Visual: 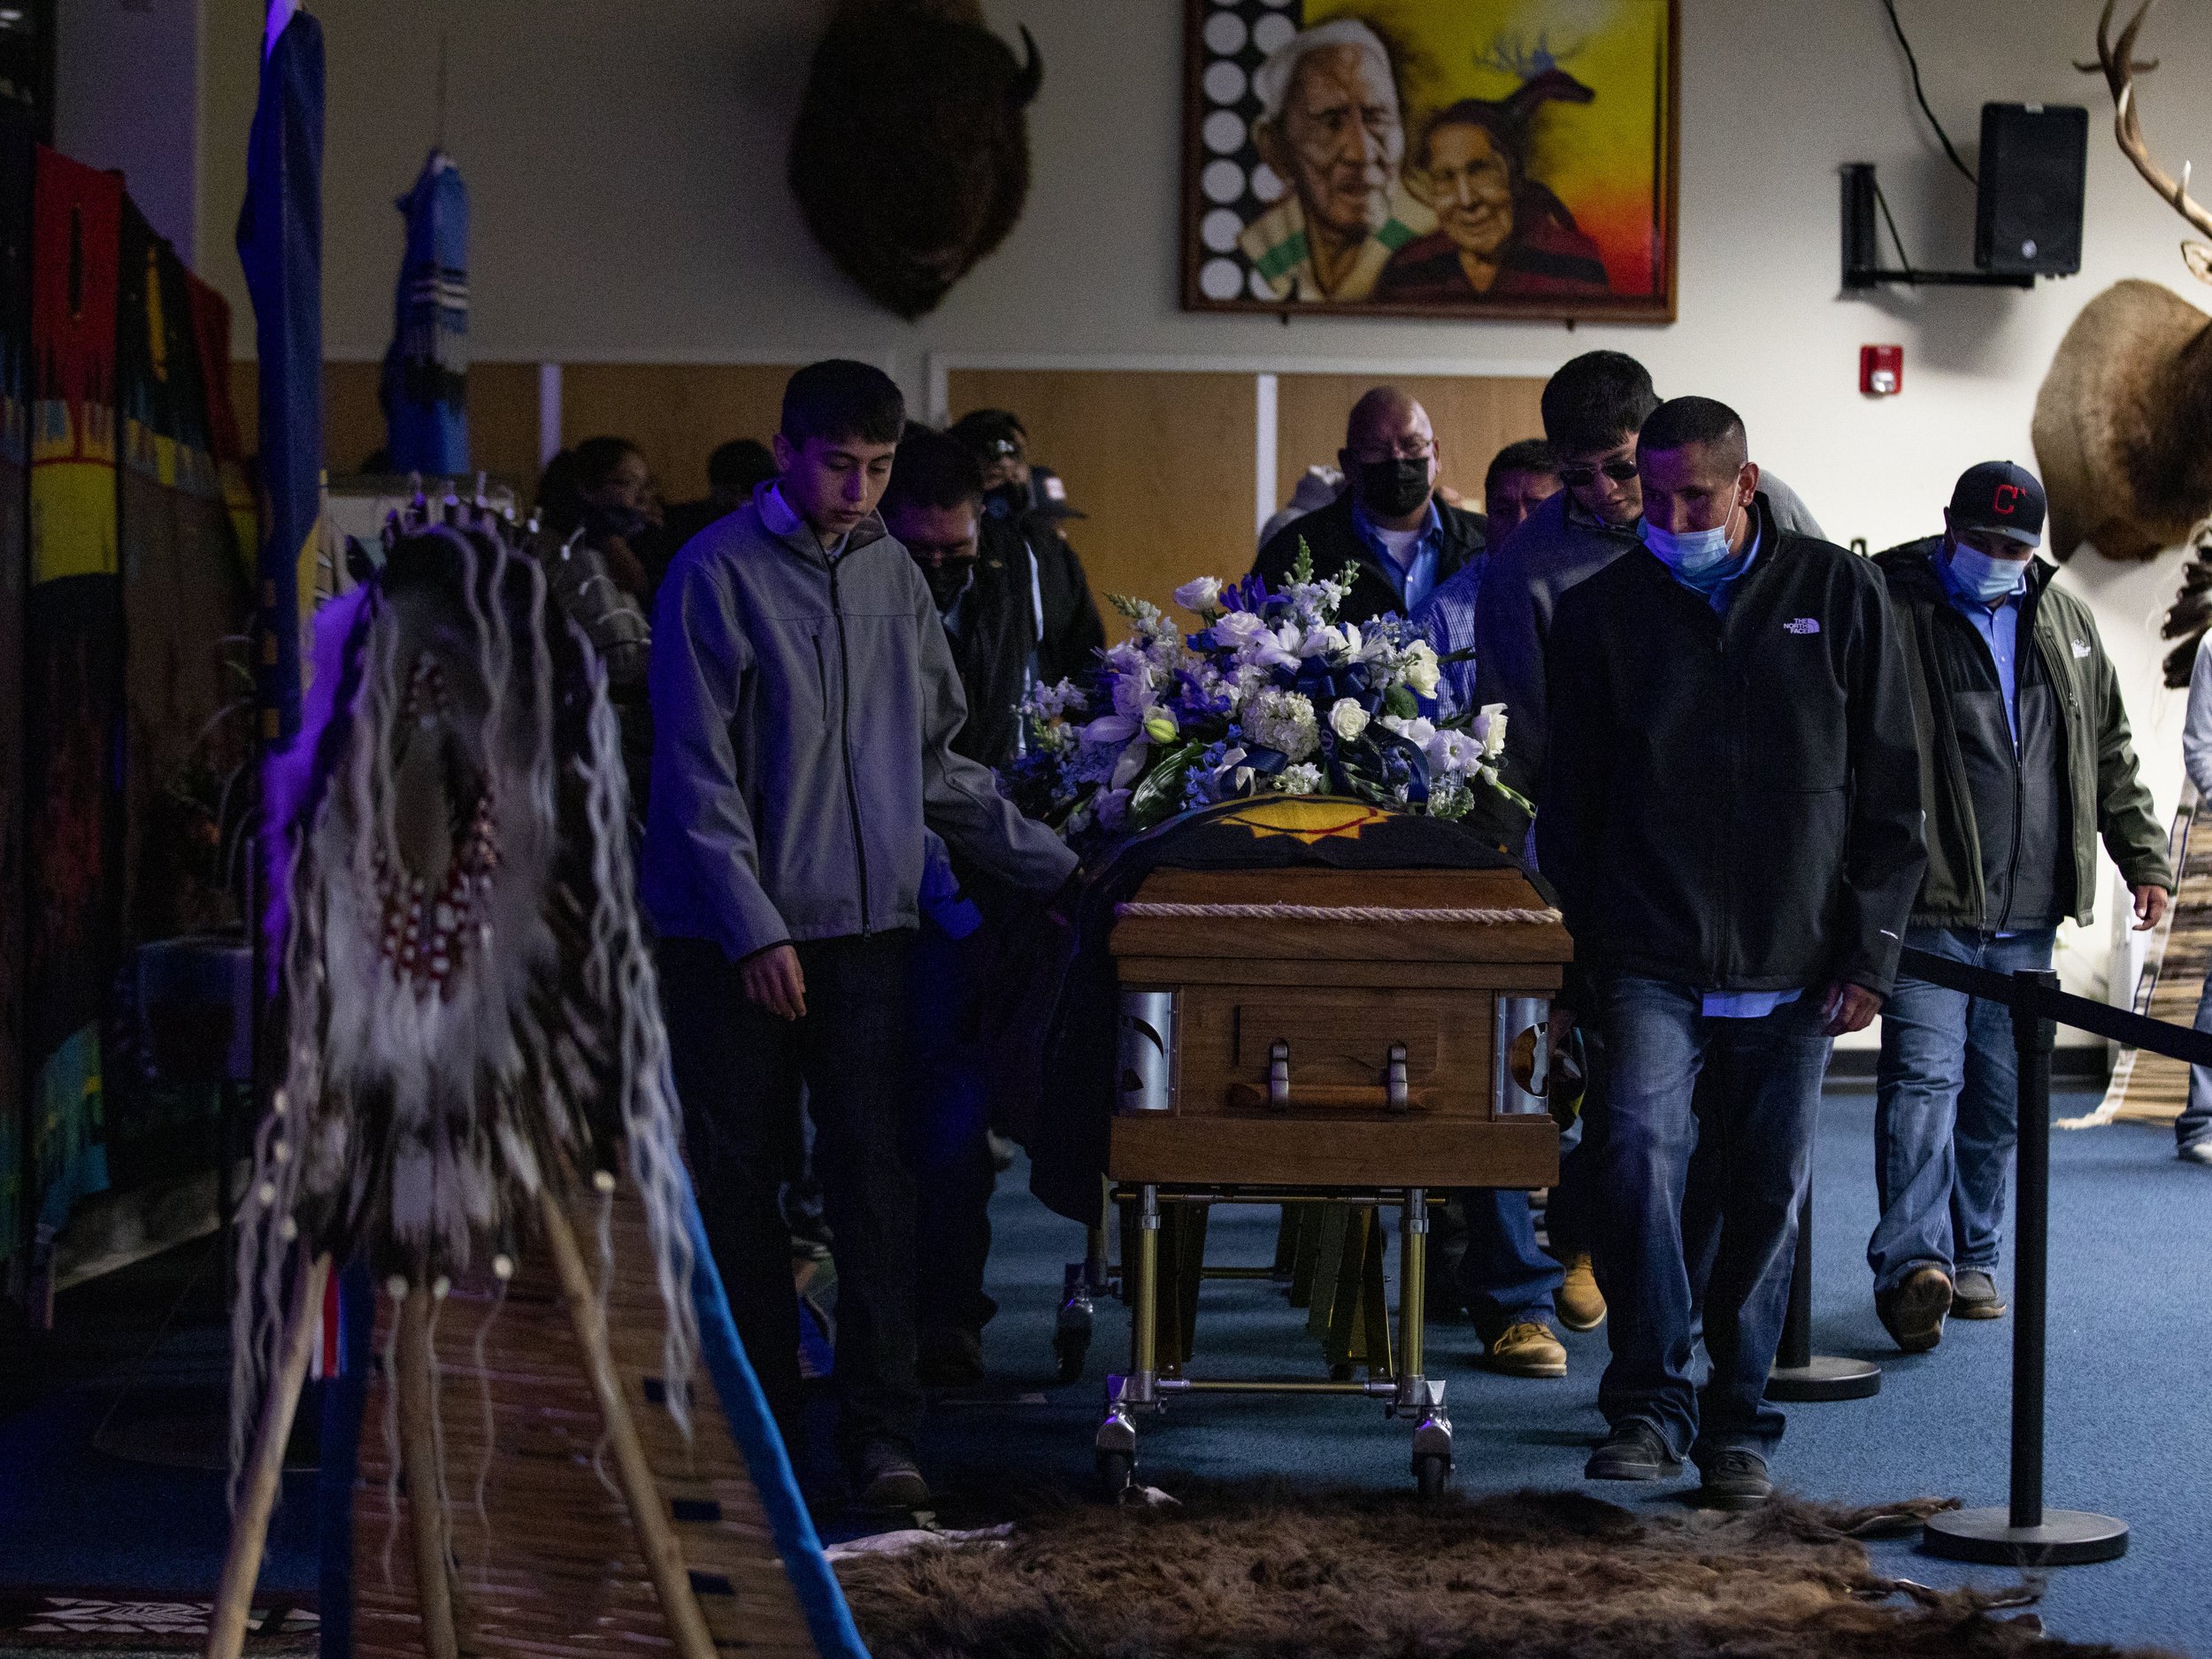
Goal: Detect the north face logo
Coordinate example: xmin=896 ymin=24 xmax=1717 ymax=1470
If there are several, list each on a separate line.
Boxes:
xmin=1783 ymin=618 xmax=1820 ymax=634
xmin=2071 ymin=638 xmax=2092 ymax=658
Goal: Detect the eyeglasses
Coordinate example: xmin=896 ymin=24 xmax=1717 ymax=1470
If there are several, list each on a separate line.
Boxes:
xmin=1557 ymin=460 xmax=1640 ymax=488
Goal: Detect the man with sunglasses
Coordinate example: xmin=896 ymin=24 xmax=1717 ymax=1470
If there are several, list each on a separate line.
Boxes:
xmin=1471 ymin=352 xmax=1824 ymax=810
xmin=1251 ymin=386 xmax=1486 ymax=626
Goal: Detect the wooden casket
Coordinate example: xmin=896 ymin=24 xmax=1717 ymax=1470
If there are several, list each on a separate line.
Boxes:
xmin=1107 ymin=864 xmax=1571 ymax=1191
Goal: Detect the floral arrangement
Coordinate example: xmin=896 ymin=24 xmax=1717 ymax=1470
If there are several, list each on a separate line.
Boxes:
xmin=1009 ymin=545 xmax=1519 ymax=846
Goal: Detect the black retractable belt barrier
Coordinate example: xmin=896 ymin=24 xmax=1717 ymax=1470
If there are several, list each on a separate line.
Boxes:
xmin=1901 ymin=949 xmax=2212 ymax=1567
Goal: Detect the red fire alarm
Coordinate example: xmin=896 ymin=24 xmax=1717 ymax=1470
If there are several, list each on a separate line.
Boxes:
xmin=1861 ymin=344 xmax=1903 ymax=396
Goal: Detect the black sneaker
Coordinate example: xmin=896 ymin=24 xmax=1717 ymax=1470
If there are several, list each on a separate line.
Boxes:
xmin=1876 ymin=1265 xmax=1953 ymax=1352
xmin=1585 ymin=1421 xmax=1681 ymax=1481
xmin=852 ymin=1440 xmax=932 ymax=1510
xmin=1695 ymin=1448 xmax=1771 ymax=1511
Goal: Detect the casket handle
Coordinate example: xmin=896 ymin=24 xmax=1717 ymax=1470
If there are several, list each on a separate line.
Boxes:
xmin=1386 ymin=1042 xmax=1409 ymax=1112
xmin=1268 ymin=1039 xmax=1291 ymax=1108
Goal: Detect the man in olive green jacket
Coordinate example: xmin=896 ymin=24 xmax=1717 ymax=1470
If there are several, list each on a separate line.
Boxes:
xmin=1867 ymin=464 xmax=2172 ymax=1353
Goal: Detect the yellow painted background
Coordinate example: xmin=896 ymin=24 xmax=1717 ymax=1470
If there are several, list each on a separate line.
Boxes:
xmin=1308 ymin=0 xmax=1671 ymax=296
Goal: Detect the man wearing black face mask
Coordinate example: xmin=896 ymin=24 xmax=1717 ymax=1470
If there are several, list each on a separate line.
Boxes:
xmin=883 ymin=429 xmax=1036 ymax=769
xmin=949 ymin=408 xmax=1107 ymax=687
xmin=1250 ymin=387 xmax=1486 ymax=626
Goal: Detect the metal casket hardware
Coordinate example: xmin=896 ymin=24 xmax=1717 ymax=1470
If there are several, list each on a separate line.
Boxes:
xmin=1268 ymin=1038 xmax=1291 ymax=1109
xmin=1386 ymin=1041 xmax=1409 ymax=1111
xmin=1509 ymin=1025 xmax=1547 ymax=1097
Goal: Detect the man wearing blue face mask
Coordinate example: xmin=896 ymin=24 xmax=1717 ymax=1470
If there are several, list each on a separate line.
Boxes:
xmin=1866 ymin=463 xmax=2170 ymax=1352
xmin=1540 ymin=397 xmax=1924 ymax=1509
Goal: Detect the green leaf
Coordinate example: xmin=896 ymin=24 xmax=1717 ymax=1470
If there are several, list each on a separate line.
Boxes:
xmin=1290 ymin=537 xmax=1315 ymax=585
xmin=1385 ymin=685 xmax=1417 ymax=719
xmin=1128 ymin=741 xmax=1202 ymax=830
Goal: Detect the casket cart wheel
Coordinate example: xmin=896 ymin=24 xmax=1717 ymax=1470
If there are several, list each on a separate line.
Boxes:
xmin=1413 ymin=1451 xmax=1452 ymax=1501
xmin=1094 ymin=1448 xmax=1134 ymax=1500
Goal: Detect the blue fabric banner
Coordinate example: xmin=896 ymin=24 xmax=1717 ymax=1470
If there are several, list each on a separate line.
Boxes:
xmin=234 ymin=5 xmax=323 ymax=746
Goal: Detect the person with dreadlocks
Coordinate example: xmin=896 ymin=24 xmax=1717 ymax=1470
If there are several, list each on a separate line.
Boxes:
xmin=1374 ymin=72 xmax=1612 ymax=303
xmin=643 ymin=359 xmax=1078 ymax=1512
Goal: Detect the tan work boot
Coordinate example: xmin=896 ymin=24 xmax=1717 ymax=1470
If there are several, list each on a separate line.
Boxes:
xmin=1557 ymin=1253 xmax=1606 ymax=1331
xmin=1479 ymin=1320 xmax=1568 ymax=1378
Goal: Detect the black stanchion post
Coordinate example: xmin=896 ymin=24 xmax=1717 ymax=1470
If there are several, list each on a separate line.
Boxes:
xmin=1924 ymin=968 xmax=2127 ymax=1566
xmin=1768 ymin=1177 xmax=1880 ymax=1402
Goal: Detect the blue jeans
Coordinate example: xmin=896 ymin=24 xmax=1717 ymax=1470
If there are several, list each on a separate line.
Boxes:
xmin=2184 ymin=964 xmax=2212 ymax=1154
xmin=1454 ymin=1187 xmax=1560 ymax=1335
xmin=1870 ymin=926 xmax=2055 ymax=1296
xmin=1590 ymin=977 xmax=1830 ymax=1463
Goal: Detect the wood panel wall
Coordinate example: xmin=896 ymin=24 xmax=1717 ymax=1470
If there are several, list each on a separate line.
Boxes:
xmin=946 ymin=368 xmax=1256 ymax=624
xmin=1274 ymin=373 xmax=1547 ymax=514
xmin=227 ymin=361 xmax=545 ymax=501
xmin=223 ymin=365 xmax=1544 ymax=608
xmin=558 ymin=364 xmax=795 ymax=505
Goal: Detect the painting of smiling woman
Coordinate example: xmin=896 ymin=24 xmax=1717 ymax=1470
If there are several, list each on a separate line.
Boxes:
xmin=1183 ymin=0 xmax=1676 ymax=321
xmin=1376 ymin=77 xmax=1613 ymax=300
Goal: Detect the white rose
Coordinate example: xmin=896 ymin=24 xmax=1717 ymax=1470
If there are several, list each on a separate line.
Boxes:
xmin=1215 ymin=610 xmax=1266 ymax=642
xmin=1478 ymin=703 xmax=1509 ymax=758
xmin=1328 ymin=698 xmax=1370 ymax=741
xmin=1382 ymin=714 xmax=1437 ymax=749
xmin=1173 ymin=576 xmax=1225 ymax=615
xmin=1402 ymin=641 xmax=1441 ymax=700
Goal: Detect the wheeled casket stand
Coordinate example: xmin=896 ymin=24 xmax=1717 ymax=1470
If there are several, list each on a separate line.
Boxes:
xmin=1096 ymin=862 xmax=1570 ymax=1496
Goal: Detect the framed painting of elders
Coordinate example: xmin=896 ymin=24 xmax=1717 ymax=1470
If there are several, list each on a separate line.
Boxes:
xmin=1181 ymin=0 xmax=1678 ymax=321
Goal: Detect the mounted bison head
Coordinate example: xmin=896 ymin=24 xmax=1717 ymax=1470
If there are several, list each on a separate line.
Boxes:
xmin=2031 ymin=0 xmax=2212 ymax=561
xmin=788 ymin=0 xmax=1043 ymax=319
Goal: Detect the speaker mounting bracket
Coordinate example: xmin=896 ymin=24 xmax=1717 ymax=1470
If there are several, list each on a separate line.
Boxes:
xmin=1840 ymin=163 xmax=2038 ymax=293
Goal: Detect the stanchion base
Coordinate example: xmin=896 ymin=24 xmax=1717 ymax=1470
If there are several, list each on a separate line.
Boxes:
xmin=1924 ymin=1507 xmax=2129 ymax=1566
xmin=1766 ymin=1355 xmax=1881 ymax=1402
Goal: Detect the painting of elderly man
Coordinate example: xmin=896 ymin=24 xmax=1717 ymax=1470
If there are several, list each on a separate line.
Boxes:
xmin=1184 ymin=0 xmax=1676 ymax=320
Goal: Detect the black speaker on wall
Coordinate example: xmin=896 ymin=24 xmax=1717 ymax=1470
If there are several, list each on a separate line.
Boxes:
xmin=1976 ymin=104 xmax=2087 ymax=277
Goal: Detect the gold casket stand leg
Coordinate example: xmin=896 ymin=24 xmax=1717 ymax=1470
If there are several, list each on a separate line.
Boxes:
xmin=1116 ymin=1198 xmax=1390 ymax=1378
xmin=1095 ymin=1186 xmax=1451 ymax=1500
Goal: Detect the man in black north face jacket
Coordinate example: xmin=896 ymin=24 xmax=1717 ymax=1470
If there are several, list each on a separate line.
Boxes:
xmin=1538 ymin=398 xmax=1924 ymax=1509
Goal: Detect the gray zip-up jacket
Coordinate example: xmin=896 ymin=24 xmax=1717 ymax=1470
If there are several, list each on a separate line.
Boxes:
xmin=641 ymin=484 xmax=1077 ymax=960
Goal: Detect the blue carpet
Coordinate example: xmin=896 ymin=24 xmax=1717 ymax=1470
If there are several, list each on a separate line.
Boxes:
xmin=4 ymin=1085 xmax=2206 ymax=1654
xmin=908 ymin=1086 xmax=2212 ymax=1656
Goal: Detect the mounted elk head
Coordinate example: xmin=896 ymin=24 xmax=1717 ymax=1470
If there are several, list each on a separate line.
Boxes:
xmin=2030 ymin=0 xmax=2212 ymax=561
xmin=787 ymin=0 xmax=1043 ymax=320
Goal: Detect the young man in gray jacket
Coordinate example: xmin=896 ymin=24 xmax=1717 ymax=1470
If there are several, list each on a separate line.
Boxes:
xmin=643 ymin=361 xmax=1078 ymax=1510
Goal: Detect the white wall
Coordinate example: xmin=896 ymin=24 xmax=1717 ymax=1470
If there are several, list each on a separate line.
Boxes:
xmin=58 ymin=0 xmax=202 ymax=261
xmin=187 ymin=0 xmax=2212 ymax=1018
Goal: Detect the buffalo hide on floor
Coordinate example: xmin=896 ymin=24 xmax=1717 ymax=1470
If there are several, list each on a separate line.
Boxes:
xmin=837 ymin=1482 xmax=2168 ymax=1659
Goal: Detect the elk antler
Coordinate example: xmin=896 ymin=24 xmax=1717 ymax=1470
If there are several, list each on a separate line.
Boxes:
xmin=2078 ymin=0 xmax=2212 ymax=270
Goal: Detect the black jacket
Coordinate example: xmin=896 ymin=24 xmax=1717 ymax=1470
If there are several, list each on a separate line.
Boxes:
xmin=1536 ymin=502 xmax=1925 ymax=998
xmin=944 ymin=516 xmax=1044 ymax=769
xmin=1250 ymin=491 xmax=1486 ymax=626
xmin=1013 ymin=512 xmax=1107 ymax=687
xmin=1877 ymin=538 xmax=2170 ymax=930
